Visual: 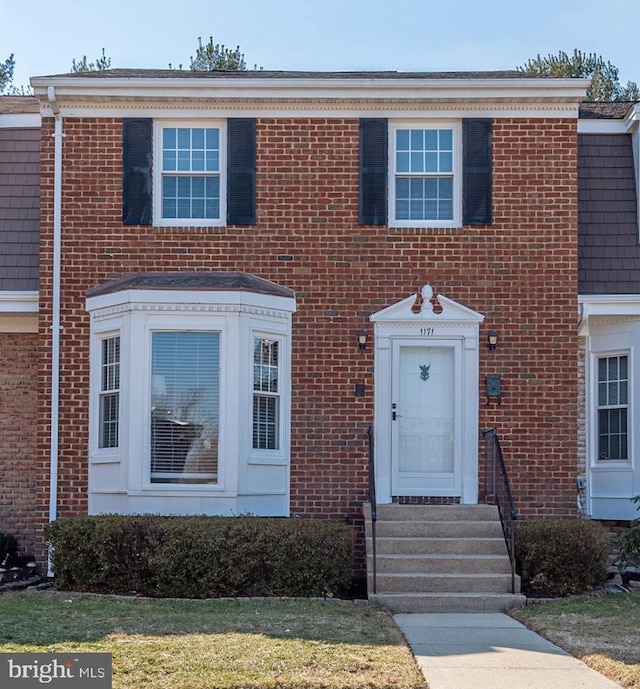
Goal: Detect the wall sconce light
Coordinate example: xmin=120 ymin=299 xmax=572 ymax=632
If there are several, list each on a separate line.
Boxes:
xmin=487 ymin=331 xmax=499 ymax=351
xmin=357 ymin=330 xmax=368 ymax=351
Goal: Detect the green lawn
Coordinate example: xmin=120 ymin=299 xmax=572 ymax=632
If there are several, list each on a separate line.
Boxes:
xmin=511 ymin=592 xmax=640 ymax=689
xmin=0 ymin=591 xmax=426 ymax=689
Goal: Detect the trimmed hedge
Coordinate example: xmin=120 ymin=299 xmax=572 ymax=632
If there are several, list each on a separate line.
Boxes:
xmin=515 ymin=518 xmax=610 ymax=597
xmin=45 ymin=515 xmax=353 ymax=598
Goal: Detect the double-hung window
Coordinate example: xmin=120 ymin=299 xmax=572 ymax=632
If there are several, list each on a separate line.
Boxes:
xmin=389 ymin=122 xmax=461 ymax=228
xmin=99 ymin=335 xmax=120 ymax=449
xmin=253 ymin=338 xmax=281 ymax=451
xmin=154 ymin=121 xmax=226 ymax=226
xmin=597 ymin=354 xmax=629 ymax=461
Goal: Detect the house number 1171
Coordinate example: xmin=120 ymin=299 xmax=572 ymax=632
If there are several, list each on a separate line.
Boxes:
xmin=420 ymin=327 xmax=434 ymax=336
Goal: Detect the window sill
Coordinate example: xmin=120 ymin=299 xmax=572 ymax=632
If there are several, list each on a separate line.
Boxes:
xmin=387 ymin=226 xmax=464 ymax=236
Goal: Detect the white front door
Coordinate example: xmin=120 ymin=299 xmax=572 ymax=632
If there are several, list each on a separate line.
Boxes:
xmin=391 ymin=339 xmax=462 ymax=496
xmin=371 ymin=286 xmax=483 ymax=504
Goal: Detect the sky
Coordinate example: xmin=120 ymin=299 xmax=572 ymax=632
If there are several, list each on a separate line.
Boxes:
xmin=2 ymin=0 xmax=639 ymax=90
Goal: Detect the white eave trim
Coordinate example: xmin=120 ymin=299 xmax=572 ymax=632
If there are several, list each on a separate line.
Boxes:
xmin=578 ymin=120 xmax=628 ymax=134
xmin=0 ymin=291 xmax=39 ymax=313
xmin=30 ymin=76 xmax=589 ymax=106
xmin=579 ymin=293 xmax=640 ymax=324
xmin=0 ymin=113 xmax=41 ymax=128
xmin=624 ymin=103 xmax=640 ymax=132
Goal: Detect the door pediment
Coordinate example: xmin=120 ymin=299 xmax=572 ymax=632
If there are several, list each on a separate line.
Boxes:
xmin=371 ymin=285 xmax=484 ymax=326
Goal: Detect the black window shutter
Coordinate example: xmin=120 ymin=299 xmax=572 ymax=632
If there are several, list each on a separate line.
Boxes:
xmin=122 ymin=118 xmax=152 ymax=225
xmin=359 ymin=118 xmax=388 ymax=225
xmin=227 ymin=118 xmax=256 ymax=225
xmin=463 ymin=119 xmax=492 ymax=225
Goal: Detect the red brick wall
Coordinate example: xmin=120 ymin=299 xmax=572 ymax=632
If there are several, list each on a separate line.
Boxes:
xmin=36 ymin=115 xmax=578 ymax=554
xmin=0 ymin=333 xmax=40 ymax=558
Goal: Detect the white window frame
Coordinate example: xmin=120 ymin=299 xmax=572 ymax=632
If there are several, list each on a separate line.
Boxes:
xmin=249 ymin=330 xmax=289 ymax=465
xmin=153 ymin=120 xmax=227 ymax=228
xmin=146 ymin=323 xmax=224 ymax=487
xmin=592 ymin=349 xmax=632 ymax=466
xmin=98 ymin=334 xmax=121 ymax=449
xmin=89 ymin=323 xmax=124 ymax=465
xmin=388 ymin=120 xmax=462 ymax=229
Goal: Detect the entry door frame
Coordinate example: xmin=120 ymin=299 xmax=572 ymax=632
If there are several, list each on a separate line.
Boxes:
xmin=370 ymin=286 xmax=484 ymax=505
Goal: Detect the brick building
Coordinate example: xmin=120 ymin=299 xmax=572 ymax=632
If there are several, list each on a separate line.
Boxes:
xmin=1 ymin=71 xmax=639 ymax=606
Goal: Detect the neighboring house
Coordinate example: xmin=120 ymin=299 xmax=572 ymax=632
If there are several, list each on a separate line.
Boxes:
xmin=0 ymin=96 xmax=40 ymax=558
xmin=0 ymin=70 xmax=637 ymax=575
xmin=578 ymin=101 xmax=640 ymax=520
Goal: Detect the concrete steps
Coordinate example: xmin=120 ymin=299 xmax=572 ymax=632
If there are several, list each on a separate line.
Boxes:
xmin=364 ymin=503 xmax=525 ymax=613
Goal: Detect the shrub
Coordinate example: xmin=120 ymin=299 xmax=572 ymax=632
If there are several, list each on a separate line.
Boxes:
xmin=515 ymin=518 xmax=609 ymax=597
xmin=617 ymin=495 xmax=640 ymax=570
xmin=45 ymin=515 xmax=353 ymax=598
xmin=0 ymin=531 xmax=18 ymax=565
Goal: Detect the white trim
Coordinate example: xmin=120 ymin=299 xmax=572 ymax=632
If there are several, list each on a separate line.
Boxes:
xmin=577 ymin=120 xmax=627 ymax=135
xmin=34 ymin=102 xmax=583 ymax=120
xmin=0 ymin=291 xmax=39 ymax=313
xmin=579 ymin=295 xmax=640 ymax=334
xmin=623 ymin=103 xmax=640 ymax=132
xmin=0 ymin=113 xmax=40 ymax=128
xmin=31 ymin=75 xmax=589 ymax=104
xmin=152 ymin=119 xmax=227 ymax=228
xmin=388 ymin=120 xmax=462 ymax=229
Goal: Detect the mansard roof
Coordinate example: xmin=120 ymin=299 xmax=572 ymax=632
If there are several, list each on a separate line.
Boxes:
xmin=0 ymin=102 xmax=40 ymax=292
xmin=578 ymin=133 xmax=640 ymax=294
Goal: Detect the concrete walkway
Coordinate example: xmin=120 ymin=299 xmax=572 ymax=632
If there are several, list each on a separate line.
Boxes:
xmin=394 ymin=613 xmax=622 ymax=689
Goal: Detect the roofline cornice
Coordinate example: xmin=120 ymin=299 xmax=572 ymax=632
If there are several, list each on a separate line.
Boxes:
xmin=33 ymin=101 xmax=583 ymax=120
xmin=0 ymin=291 xmax=39 ymax=313
xmin=30 ymin=75 xmax=589 ymax=106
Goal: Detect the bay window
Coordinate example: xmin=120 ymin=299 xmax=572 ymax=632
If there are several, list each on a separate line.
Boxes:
xmin=87 ymin=272 xmax=295 ymax=516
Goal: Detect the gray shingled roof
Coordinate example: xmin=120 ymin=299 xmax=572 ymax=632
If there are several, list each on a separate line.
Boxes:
xmin=34 ymin=68 xmax=549 ymax=80
xmin=87 ymin=271 xmax=295 ymax=298
xmin=0 ymin=127 xmax=40 ymax=291
xmin=578 ymin=133 xmax=640 ymax=294
xmin=578 ymin=102 xmax=635 ymax=119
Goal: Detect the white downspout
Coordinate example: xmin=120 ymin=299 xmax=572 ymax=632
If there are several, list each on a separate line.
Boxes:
xmin=47 ymin=85 xmax=63 ymax=577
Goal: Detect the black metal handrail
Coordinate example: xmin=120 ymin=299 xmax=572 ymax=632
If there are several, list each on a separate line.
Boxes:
xmin=481 ymin=428 xmax=517 ymax=594
xmin=367 ymin=425 xmax=377 ymax=594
